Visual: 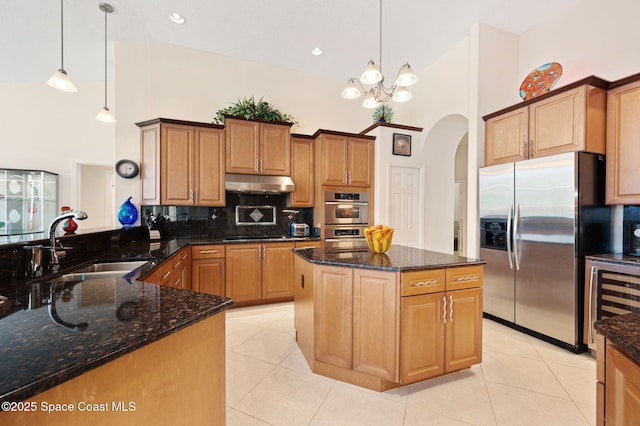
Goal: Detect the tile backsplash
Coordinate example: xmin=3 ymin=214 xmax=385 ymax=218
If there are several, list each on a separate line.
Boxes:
xmin=142 ymin=193 xmax=313 ymax=240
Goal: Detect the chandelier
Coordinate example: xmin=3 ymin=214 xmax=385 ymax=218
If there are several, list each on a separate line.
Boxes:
xmin=341 ymin=0 xmax=418 ymax=108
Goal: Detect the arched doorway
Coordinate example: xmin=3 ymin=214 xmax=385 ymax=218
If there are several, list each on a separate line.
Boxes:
xmin=422 ymin=114 xmax=469 ymax=254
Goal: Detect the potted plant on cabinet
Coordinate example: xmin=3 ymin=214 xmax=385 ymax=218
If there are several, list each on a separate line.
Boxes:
xmin=213 ymin=96 xmax=296 ymax=124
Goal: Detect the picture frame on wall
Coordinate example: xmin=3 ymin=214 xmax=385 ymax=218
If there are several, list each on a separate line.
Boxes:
xmin=392 ymin=133 xmax=412 ymax=156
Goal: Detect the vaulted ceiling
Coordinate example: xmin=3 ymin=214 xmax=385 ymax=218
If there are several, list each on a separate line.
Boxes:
xmin=2 ymin=0 xmax=579 ymax=84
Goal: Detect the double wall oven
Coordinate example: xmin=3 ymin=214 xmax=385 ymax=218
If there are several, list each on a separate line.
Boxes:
xmin=323 ymin=191 xmax=370 ymax=250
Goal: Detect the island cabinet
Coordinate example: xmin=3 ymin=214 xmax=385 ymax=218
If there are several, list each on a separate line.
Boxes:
xmin=483 ymin=79 xmax=607 ymax=167
xmin=294 ymin=246 xmax=484 ymax=392
xmin=191 ymin=244 xmax=226 ymax=296
xmin=137 ymin=119 xmax=226 ymax=206
xmin=225 ymin=241 xmax=295 ymax=304
xmin=288 ymin=135 xmax=315 ymax=207
xmin=142 ymin=246 xmax=191 ymax=289
xmin=225 ymin=116 xmax=292 ymax=175
xmin=400 ymin=266 xmax=483 ymax=384
xmin=605 ymin=76 xmax=640 ymax=204
xmin=315 ymin=132 xmax=375 ymax=187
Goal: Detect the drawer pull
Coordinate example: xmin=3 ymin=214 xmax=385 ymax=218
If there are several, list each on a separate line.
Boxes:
xmin=198 ymin=250 xmax=219 ymax=254
xmin=411 ymin=279 xmax=439 ymax=287
xmin=161 ymin=271 xmax=171 ymax=280
xmin=453 ymin=275 xmax=477 ymax=282
xmin=181 ymin=253 xmax=188 ymax=260
xmin=173 ymin=261 xmax=181 ymax=269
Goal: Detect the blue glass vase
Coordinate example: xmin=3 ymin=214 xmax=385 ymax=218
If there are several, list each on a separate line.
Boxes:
xmin=117 ymin=196 xmax=138 ymax=227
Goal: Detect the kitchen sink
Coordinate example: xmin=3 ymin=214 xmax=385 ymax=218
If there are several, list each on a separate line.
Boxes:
xmin=51 ymin=260 xmax=149 ymax=283
xmin=70 ymin=260 xmax=149 ymax=274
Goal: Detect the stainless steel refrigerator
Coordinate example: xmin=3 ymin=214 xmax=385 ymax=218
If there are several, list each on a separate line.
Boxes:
xmin=479 ymin=152 xmax=611 ymax=352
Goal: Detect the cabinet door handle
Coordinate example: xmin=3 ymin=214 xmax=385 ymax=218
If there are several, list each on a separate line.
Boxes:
xmin=528 ymin=140 xmax=534 ymax=158
xmin=411 ymin=279 xmax=439 ymax=287
xmin=347 ymin=171 xmax=352 ymax=185
xmin=453 ymin=275 xmax=477 ymax=282
xmin=189 ymin=189 xmax=194 ymax=204
xmin=343 ymin=171 xmax=348 ymax=184
xmin=522 ymin=141 xmax=528 ymax=159
xmin=194 ymin=189 xmax=199 ymax=204
xmin=198 ymin=250 xmax=219 ymax=254
xmin=161 ymin=271 xmax=171 ymax=280
xmin=260 ymin=159 xmax=264 ymax=173
xmin=449 ymin=295 xmax=454 ymax=322
xmin=181 ymin=253 xmax=188 ymax=260
xmin=442 ymin=296 xmax=447 ymax=324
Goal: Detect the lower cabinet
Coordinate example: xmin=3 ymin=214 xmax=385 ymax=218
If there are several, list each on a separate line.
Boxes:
xmin=597 ymin=334 xmax=640 ymax=425
xmin=226 ymin=242 xmax=295 ymax=303
xmin=191 ymin=245 xmax=225 ymax=296
xmin=311 ymin=263 xmax=482 ymax=387
xmin=142 ymin=247 xmax=191 ymax=290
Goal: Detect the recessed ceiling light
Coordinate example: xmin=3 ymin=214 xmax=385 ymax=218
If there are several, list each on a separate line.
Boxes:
xmin=169 ymin=12 xmax=186 ymax=24
xmin=311 ymin=47 xmax=324 ymax=56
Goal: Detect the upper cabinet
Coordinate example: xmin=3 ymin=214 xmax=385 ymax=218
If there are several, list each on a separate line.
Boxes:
xmin=484 ymin=78 xmax=608 ymax=167
xmin=315 ymin=132 xmax=375 ymax=187
xmin=137 ymin=119 xmax=226 ymax=206
xmin=288 ymin=135 xmax=315 ymax=207
xmin=606 ymin=76 xmax=640 ymax=204
xmin=225 ymin=117 xmax=292 ymax=176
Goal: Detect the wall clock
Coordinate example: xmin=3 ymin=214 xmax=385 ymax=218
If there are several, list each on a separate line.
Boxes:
xmin=115 ymin=159 xmax=139 ymax=179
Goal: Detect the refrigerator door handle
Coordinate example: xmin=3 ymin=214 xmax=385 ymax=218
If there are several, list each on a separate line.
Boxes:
xmin=588 ymin=265 xmax=598 ymax=345
xmin=513 ymin=203 xmax=521 ymax=271
xmin=506 ymin=202 xmax=514 ymax=270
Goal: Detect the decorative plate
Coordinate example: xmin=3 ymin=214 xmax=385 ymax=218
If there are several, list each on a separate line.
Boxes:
xmin=519 ymin=62 xmax=563 ymax=100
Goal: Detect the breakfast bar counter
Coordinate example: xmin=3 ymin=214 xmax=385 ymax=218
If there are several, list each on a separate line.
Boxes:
xmin=292 ymin=245 xmax=485 ymax=391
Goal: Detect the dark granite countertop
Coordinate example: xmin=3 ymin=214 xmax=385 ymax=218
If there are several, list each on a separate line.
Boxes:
xmin=586 ymin=253 xmax=640 ymax=267
xmin=0 ymin=233 xmax=320 ymax=404
xmin=595 ymin=312 xmax=640 ymax=365
xmin=293 ymin=245 xmax=485 ymax=272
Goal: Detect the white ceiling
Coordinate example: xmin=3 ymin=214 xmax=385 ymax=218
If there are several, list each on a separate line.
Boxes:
xmin=1 ymin=0 xmax=579 ymax=85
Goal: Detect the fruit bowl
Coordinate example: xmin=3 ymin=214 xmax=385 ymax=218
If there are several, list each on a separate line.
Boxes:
xmin=364 ymin=224 xmax=394 ymax=253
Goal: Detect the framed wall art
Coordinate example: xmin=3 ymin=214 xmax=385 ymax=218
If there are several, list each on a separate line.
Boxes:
xmin=392 ymin=133 xmax=412 ymax=156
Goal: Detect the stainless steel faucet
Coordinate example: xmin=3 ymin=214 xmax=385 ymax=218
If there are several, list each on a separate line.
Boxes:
xmin=48 ymin=211 xmax=88 ymax=271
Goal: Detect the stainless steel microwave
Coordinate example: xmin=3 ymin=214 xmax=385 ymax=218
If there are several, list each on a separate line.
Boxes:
xmin=323 ymin=191 xmax=370 ymax=225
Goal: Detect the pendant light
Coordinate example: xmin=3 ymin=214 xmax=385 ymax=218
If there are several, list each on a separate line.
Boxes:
xmin=341 ymin=0 xmax=418 ymax=108
xmin=96 ymin=3 xmax=115 ymax=123
xmin=47 ymin=0 xmax=77 ymax=92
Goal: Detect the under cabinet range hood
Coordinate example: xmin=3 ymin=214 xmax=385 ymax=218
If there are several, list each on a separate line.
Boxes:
xmin=225 ymin=173 xmax=295 ymax=194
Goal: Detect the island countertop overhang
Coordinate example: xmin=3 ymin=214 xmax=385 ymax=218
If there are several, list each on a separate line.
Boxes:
xmin=293 ymin=245 xmax=486 ymax=272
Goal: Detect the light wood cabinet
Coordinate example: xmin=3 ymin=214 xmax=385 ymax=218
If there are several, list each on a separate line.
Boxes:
xmin=606 ymin=78 xmax=640 ymax=204
xmin=225 ymin=241 xmax=295 ymax=303
xmin=399 ymin=266 xmax=483 ymax=384
xmin=191 ymin=244 xmax=226 ymax=296
xmin=484 ymin=81 xmax=607 ymax=166
xmin=225 ymin=117 xmax=292 ymax=175
xmin=315 ymin=132 xmax=374 ymax=187
xmin=300 ymin=260 xmax=483 ymax=391
xmin=142 ymin=247 xmax=191 ymax=290
xmin=138 ymin=119 xmax=225 ymax=206
xmin=597 ymin=335 xmax=640 ymax=425
xmin=288 ymin=135 xmax=315 ymax=207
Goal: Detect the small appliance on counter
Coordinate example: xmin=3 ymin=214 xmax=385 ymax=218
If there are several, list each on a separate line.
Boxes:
xmin=623 ymin=206 xmax=640 ymax=256
xmin=289 ymin=223 xmax=310 ymax=237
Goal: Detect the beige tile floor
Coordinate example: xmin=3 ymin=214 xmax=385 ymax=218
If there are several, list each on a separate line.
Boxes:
xmin=225 ymin=302 xmax=596 ymax=426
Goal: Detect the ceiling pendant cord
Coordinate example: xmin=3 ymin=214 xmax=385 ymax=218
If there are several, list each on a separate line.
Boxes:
xmin=96 ymin=3 xmax=115 ymax=123
xmin=46 ymin=0 xmax=77 ymax=92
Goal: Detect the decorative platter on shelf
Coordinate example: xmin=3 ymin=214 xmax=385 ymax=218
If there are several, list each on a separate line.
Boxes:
xmin=519 ymin=62 xmax=563 ymax=100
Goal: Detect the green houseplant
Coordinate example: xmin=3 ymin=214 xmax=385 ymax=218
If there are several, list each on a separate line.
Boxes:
xmin=213 ymin=96 xmax=296 ymax=124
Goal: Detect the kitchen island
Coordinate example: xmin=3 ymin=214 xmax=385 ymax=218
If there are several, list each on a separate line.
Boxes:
xmin=293 ymin=245 xmax=485 ymax=391
xmin=0 ymin=262 xmax=233 ymax=425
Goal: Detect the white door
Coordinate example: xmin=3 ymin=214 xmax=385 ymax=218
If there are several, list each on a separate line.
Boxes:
xmin=389 ymin=166 xmax=421 ymax=248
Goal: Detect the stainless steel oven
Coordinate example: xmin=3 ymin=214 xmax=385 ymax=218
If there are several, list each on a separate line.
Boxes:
xmin=324 ymin=226 xmax=368 ymax=250
xmin=324 ymin=191 xmax=370 ymax=225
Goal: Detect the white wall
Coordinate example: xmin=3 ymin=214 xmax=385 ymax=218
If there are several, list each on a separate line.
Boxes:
xmin=0 ymin=81 xmax=114 ymax=217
